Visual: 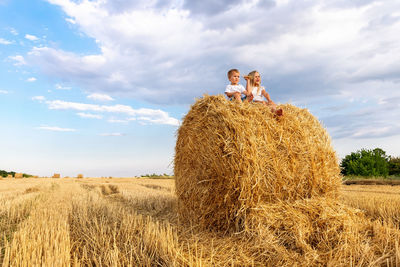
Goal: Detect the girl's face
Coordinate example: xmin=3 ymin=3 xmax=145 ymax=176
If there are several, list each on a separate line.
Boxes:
xmin=253 ymin=72 xmax=261 ymax=84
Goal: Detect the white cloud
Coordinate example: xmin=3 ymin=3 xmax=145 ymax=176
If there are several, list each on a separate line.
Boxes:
xmin=9 ymin=55 xmax=26 ymax=66
xmin=107 ymin=118 xmax=129 ymax=123
xmin=352 ymin=126 xmax=394 ymax=138
xmin=45 ymin=100 xmax=180 ymax=126
xmin=137 ymin=116 xmax=181 ymax=126
xmin=27 ymin=77 xmax=37 ymax=82
xmin=55 ymin=84 xmax=72 ymax=90
xmin=0 ymin=90 xmax=9 ymax=94
xmin=21 ymin=0 xmax=400 ymax=141
xmin=32 ymin=96 xmax=46 ymax=102
xmin=36 ymin=125 xmax=76 ymax=132
xmin=27 ymin=0 xmax=399 ymax=106
xmin=87 ymin=93 xmax=114 ymax=101
xmin=20 ymin=0 xmax=390 ymax=107
xmin=26 ymin=1 xmax=217 ymax=103
xmin=99 ymin=132 xmax=124 ymax=136
xmin=25 ymin=34 xmax=39 ymax=41
xmin=65 ymin=17 xmax=76 ymax=24
xmin=0 ymin=38 xmax=12 ymax=45
xmin=10 ymin=28 xmax=18 ymax=35
xmin=76 ymin=112 xmax=103 ymax=119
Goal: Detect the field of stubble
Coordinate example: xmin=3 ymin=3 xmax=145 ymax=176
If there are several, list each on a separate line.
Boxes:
xmin=1 ymin=177 xmax=400 ymax=266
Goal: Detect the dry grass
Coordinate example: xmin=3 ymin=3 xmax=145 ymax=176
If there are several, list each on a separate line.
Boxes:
xmin=342 ymin=185 xmax=400 ymax=229
xmin=0 ymin=178 xmax=399 ymax=266
xmin=100 ymin=184 xmax=119 ymax=195
xmin=3 ymin=186 xmax=71 ymax=266
xmin=0 ymin=186 xmax=42 ymax=264
xmin=68 ymin=191 xmax=182 ymax=266
xmin=23 ymin=186 xmax=41 ymax=194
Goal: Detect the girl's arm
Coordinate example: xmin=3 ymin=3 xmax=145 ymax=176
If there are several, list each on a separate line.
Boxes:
xmin=244 ymin=76 xmax=252 ymax=96
xmin=262 ymin=89 xmax=275 ymax=105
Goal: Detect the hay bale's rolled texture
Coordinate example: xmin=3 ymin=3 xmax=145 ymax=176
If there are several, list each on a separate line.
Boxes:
xmin=175 ymin=95 xmax=341 ymax=230
xmin=14 ymin=173 xmax=23 ymax=179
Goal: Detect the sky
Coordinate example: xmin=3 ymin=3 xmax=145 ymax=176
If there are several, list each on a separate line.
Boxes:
xmin=0 ymin=0 xmax=399 ymax=177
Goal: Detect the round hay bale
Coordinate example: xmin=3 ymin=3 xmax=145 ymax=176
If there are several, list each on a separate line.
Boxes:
xmin=174 ymin=95 xmax=341 ymax=231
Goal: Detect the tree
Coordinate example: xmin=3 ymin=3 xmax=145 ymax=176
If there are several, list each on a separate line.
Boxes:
xmin=0 ymin=169 xmax=15 ymax=177
xmin=389 ymin=157 xmax=400 ymax=176
xmin=340 ymin=148 xmax=389 ymax=177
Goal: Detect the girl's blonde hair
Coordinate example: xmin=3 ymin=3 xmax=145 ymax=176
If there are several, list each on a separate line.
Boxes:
xmin=247 ymin=70 xmax=261 ymax=94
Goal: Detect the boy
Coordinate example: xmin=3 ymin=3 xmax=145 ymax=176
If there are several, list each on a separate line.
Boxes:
xmin=224 ymin=69 xmax=252 ymax=102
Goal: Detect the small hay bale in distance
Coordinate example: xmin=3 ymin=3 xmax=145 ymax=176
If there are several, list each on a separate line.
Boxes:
xmin=77 ymin=174 xmax=84 ymax=179
xmin=14 ymin=173 xmax=23 ymax=179
xmin=174 ymin=95 xmax=341 ymax=231
xmin=7 ymin=174 xmax=13 ymax=178
xmin=52 ymin=173 xmax=60 ymax=178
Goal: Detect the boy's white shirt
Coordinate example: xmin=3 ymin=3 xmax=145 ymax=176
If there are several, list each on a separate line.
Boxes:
xmin=225 ymin=84 xmax=246 ymax=94
xmin=251 ymin=86 xmax=265 ymax=102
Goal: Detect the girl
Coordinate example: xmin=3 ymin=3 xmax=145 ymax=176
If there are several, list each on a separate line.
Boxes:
xmin=244 ymin=70 xmax=283 ymax=116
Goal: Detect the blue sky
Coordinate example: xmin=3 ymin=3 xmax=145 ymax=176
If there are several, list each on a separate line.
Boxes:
xmin=1 ymin=0 xmax=399 ymax=177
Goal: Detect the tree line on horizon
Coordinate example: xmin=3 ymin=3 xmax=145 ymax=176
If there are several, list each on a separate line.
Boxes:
xmin=0 ymin=170 xmax=32 ymax=178
xmin=2 ymin=148 xmax=400 ymax=179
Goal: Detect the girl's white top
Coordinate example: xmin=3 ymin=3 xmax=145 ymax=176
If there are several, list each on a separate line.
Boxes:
xmin=225 ymin=84 xmax=246 ymax=94
xmin=251 ymin=86 xmax=265 ymax=102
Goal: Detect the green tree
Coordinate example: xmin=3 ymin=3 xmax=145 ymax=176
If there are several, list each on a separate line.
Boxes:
xmin=340 ymin=148 xmax=389 ymax=177
xmin=0 ymin=169 xmax=15 ymax=177
xmin=389 ymin=157 xmax=400 ymax=176
xmin=0 ymin=170 xmax=7 ymax=177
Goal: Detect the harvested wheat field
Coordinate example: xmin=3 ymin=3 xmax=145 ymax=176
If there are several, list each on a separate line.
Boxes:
xmin=0 ymin=178 xmax=399 ymax=266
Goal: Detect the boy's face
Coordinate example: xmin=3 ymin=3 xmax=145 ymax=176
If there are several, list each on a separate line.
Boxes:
xmin=229 ymin=72 xmax=240 ymax=85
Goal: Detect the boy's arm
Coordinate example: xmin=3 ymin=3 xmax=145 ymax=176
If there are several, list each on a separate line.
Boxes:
xmin=225 ymin=85 xmax=243 ymax=98
xmin=225 ymin=91 xmax=240 ymax=97
xmin=225 ymin=85 xmax=233 ymax=97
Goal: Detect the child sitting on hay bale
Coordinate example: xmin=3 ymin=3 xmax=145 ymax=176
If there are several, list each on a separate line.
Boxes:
xmin=224 ymin=69 xmax=253 ymax=102
xmin=244 ymin=70 xmax=283 ymax=116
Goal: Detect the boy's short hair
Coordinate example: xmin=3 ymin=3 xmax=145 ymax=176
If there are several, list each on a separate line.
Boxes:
xmin=227 ymin=69 xmax=240 ymax=79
